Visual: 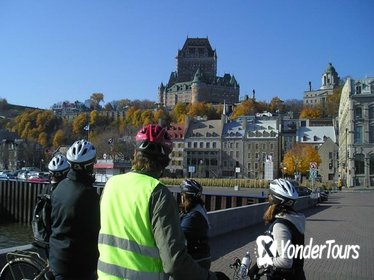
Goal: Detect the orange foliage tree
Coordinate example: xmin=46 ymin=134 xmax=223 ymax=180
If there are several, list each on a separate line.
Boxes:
xmin=282 ymin=144 xmax=321 ymax=176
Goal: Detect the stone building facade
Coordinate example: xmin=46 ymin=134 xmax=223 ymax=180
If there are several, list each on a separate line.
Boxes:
xmin=159 ymin=37 xmax=239 ymax=108
xmin=303 ymin=62 xmax=340 ymax=106
xmin=339 ymin=77 xmax=374 ymax=187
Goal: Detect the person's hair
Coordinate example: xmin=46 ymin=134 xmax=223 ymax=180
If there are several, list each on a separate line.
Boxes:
xmin=263 ymin=195 xmax=288 ymax=224
xmin=131 ymin=150 xmax=169 ymax=173
xmin=179 ymin=192 xmax=204 ymax=213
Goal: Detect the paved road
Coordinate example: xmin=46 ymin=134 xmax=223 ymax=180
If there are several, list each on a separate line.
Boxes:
xmin=210 ymin=191 xmax=374 ymax=280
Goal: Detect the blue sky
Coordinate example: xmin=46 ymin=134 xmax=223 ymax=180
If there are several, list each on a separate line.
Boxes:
xmin=0 ymin=0 xmax=373 ymax=110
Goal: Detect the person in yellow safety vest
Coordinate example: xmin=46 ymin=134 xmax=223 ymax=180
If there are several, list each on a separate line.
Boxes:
xmin=98 ymin=124 xmax=229 ymax=280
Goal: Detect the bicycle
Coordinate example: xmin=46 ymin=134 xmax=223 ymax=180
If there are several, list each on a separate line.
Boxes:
xmin=229 ymin=254 xmax=269 ymax=280
xmin=0 ymin=246 xmax=53 ymax=280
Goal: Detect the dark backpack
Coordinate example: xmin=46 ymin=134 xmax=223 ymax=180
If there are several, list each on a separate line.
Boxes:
xmin=32 ymin=193 xmax=52 ymax=248
xmin=267 ymin=218 xmax=306 ymax=280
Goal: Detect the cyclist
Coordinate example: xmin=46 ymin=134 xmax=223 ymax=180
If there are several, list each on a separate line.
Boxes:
xmin=180 ymin=179 xmax=211 ymax=269
xmin=32 ymin=154 xmax=70 ymax=250
xmin=98 ymin=124 xmax=228 ymax=280
xmin=47 ymin=154 xmax=70 ymax=193
xmin=249 ymin=179 xmax=306 ymax=280
xmin=49 ymin=139 xmax=100 ymax=280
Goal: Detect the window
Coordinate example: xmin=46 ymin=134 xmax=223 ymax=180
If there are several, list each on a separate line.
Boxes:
xmin=199 ymin=142 xmax=203 ymax=148
xmin=247 ymin=144 xmax=251 ymax=149
xmin=370 ymin=155 xmax=374 ymax=175
xmin=355 ymin=107 xmax=363 ymax=119
xmin=354 ymin=126 xmax=363 ymax=144
xmin=193 ymin=142 xmax=197 ymax=148
xmin=369 ymin=106 xmax=374 ymax=119
xmin=236 ymin=142 xmax=239 ymax=149
xmin=206 ymin=142 xmax=210 ymax=148
xmin=354 ymin=154 xmax=365 ymax=174
xmin=236 ymin=151 xmax=239 ymax=158
xmin=212 ymin=142 xmax=216 ymax=148
xmin=369 ymin=125 xmax=374 ymax=143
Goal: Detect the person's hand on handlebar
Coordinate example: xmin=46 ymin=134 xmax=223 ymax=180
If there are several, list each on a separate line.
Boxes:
xmin=214 ymin=271 xmax=230 ymax=280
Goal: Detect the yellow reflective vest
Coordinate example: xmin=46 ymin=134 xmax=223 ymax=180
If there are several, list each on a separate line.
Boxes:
xmin=98 ymin=172 xmax=166 ymax=280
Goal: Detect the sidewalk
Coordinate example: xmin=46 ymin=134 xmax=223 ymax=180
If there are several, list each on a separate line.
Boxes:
xmin=210 ymin=191 xmax=374 ymax=280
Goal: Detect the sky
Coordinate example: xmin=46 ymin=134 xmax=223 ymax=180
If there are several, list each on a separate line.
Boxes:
xmin=0 ymin=0 xmax=373 ymax=110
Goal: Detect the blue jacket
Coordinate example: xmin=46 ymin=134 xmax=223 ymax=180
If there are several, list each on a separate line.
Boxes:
xmin=180 ymin=203 xmax=211 ymax=262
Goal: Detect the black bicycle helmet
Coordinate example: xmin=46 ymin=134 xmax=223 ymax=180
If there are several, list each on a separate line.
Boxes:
xmin=180 ymin=179 xmax=203 ymax=198
xmin=269 ymin=178 xmax=298 ymax=207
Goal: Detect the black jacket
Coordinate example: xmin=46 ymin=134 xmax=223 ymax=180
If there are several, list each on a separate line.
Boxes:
xmin=49 ymin=169 xmax=100 ymax=277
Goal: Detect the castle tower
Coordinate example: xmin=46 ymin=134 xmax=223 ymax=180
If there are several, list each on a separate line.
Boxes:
xmin=191 ymin=68 xmax=203 ymax=103
xmin=158 ymin=83 xmax=165 ymax=104
xmin=321 ymin=62 xmax=340 ymax=90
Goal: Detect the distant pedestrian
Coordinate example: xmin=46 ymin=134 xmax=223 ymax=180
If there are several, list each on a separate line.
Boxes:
xmin=179 ymin=179 xmax=211 ymax=269
xmin=49 ymin=139 xmax=100 ymax=280
xmin=338 ymin=178 xmax=343 ymax=191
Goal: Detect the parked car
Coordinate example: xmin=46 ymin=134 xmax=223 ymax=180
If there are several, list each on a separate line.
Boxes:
xmin=312 ymin=187 xmax=329 ymax=202
xmin=0 ymin=170 xmax=14 ymax=180
xmin=26 ymin=171 xmax=50 ymax=183
xmin=295 ymin=186 xmax=312 ymax=196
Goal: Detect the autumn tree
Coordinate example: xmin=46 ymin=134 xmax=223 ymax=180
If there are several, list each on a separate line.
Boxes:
xmin=172 ymin=102 xmax=188 ymax=124
xmin=299 ymin=106 xmax=322 ymax=119
xmin=38 ymin=132 xmax=48 ymax=146
xmin=269 ymin=97 xmax=284 ymax=113
xmin=325 ymin=85 xmax=342 ymax=117
xmin=53 ymin=129 xmax=65 ymax=148
xmin=72 ymin=113 xmax=89 ymax=137
xmin=283 ymin=144 xmax=321 ymax=177
xmin=12 ymin=109 xmax=62 ymax=146
xmin=90 ymin=93 xmax=104 ymax=110
xmin=230 ymin=100 xmax=255 ymax=120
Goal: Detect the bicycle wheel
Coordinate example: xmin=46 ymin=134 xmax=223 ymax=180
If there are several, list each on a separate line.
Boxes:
xmin=0 ymin=257 xmax=44 ymax=280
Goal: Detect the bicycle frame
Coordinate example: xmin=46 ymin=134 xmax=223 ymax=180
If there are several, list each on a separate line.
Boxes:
xmin=2 ymin=250 xmax=50 ymax=280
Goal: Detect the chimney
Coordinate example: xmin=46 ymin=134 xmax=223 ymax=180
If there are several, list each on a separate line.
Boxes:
xmin=308 ymin=81 xmax=312 ymax=91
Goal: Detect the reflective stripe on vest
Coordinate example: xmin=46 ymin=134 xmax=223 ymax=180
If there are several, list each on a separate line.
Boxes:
xmin=98 ymin=259 xmax=166 ymax=280
xmin=99 ymin=233 xmax=160 ymax=259
xmin=98 ymin=172 xmax=165 ymax=279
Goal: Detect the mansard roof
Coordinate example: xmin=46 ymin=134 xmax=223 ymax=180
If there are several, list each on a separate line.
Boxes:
xmin=185 ymin=119 xmax=223 ymax=138
xmin=297 ymin=125 xmax=336 ymax=144
xmin=178 ymin=37 xmax=216 ymax=57
xmin=223 ymin=121 xmax=245 ymax=138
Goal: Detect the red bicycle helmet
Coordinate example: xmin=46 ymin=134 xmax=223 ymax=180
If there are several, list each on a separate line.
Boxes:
xmin=135 ymin=124 xmax=173 ymax=156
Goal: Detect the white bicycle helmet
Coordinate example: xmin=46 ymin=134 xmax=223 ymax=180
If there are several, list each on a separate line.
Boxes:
xmin=48 ymin=154 xmax=70 ymax=176
xmin=269 ymin=179 xmax=298 ymax=207
xmin=66 ymin=139 xmax=96 ymax=168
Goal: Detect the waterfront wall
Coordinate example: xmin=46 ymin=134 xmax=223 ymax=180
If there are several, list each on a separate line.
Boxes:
xmin=0 ymin=180 xmax=267 ymax=224
xmin=208 ymin=196 xmax=315 ymax=237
